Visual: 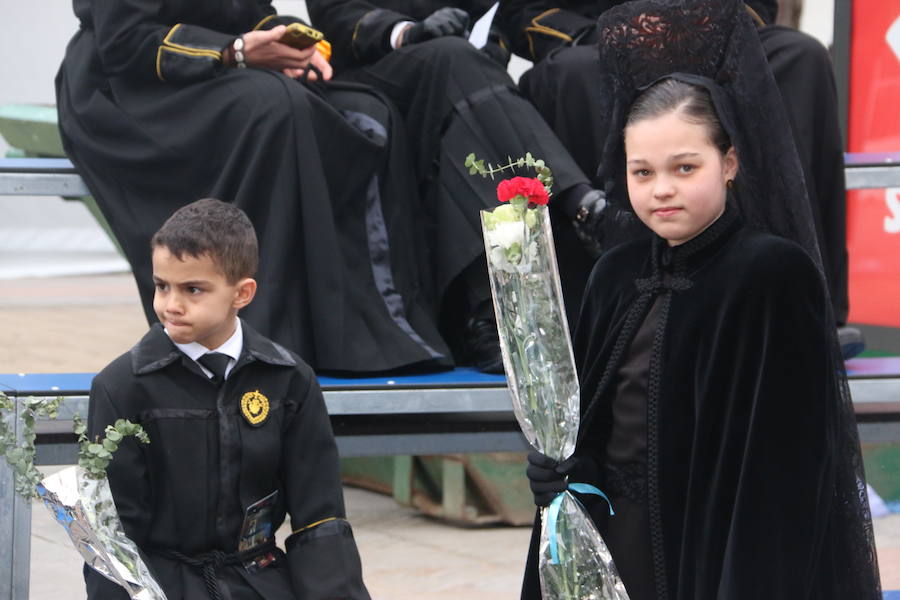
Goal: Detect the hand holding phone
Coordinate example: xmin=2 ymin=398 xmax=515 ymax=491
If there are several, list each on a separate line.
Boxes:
xmin=279 ymin=23 xmax=324 ymax=50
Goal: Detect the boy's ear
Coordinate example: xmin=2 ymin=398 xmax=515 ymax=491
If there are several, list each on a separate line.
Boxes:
xmin=232 ymin=278 xmax=257 ymax=310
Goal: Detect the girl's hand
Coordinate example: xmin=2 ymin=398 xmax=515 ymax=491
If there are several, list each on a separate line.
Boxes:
xmin=283 ymin=48 xmax=333 ymax=81
xmin=241 ymin=25 xmax=315 ymax=71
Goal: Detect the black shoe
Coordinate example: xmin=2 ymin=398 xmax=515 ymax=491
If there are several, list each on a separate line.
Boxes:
xmin=465 ymin=317 xmax=505 ymax=374
xmin=838 ymin=326 xmax=865 ymax=360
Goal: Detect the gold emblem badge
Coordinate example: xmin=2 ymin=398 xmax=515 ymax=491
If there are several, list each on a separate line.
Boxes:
xmin=241 ymin=390 xmax=269 ymax=426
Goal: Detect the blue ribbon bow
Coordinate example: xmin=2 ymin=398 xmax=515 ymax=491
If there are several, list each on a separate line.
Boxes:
xmin=547 ymin=483 xmax=614 ymax=565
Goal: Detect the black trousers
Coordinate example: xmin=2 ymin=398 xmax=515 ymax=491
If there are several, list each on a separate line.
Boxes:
xmin=337 ymin=36 xmax=595 ymax=325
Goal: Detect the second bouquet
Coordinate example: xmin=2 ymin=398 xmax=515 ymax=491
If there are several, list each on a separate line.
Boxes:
xmin=469 ymin=153 xmax=629 ymax=600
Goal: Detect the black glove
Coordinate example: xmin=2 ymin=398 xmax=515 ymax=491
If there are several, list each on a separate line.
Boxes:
xmin=402 ymin=7 xmax=470 ymax=46
xmin=526 ymin=450 xmax=578 ymax=507
xmin=571 ymin=188 xmax=608 ymax=259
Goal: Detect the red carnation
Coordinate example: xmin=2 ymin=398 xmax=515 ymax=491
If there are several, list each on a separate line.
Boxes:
xmin=497 ymin=176 xmax=549 ymax=206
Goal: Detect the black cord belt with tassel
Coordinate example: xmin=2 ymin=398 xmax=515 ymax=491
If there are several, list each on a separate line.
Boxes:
xmin=153 ymin=540 xmax=278 ymax=600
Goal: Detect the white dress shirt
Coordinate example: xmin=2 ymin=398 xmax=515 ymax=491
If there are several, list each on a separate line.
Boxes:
xmin=166 ymin=317 xmax=243 ymax=380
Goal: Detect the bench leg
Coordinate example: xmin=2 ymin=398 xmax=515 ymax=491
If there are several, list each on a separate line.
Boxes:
xmin=0 ymin=399 xmax=32 ymax=600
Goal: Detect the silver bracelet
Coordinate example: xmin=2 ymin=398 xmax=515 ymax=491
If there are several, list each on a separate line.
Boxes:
xmin=233 ymin=35 xmax=246 ymax=69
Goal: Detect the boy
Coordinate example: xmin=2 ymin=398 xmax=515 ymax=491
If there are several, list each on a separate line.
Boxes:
xmin=85 ymin=198 xmax=371 ymax=599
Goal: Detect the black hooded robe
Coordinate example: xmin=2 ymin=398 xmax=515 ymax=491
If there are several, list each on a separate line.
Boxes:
xmin=56 ymin=0 xmax=452 ymax=374
xmin=498 ymin=0 xmax=850 ymax=324
xmin=522 ymin=206 xmax=879 ymax=599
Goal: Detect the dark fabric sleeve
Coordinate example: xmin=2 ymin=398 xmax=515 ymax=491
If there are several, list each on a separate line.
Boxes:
xmin=282 ymin=370 xmax=371 ymax=599
xmin=84 ymin=377 xmax=154 ymax=599
xmin=307 ymin=0 xmax=412 ymax=68
xmin=88 ymin=0 xmax=233 ymax=83
xmin=87 ymin=377 xmax=154 ymax=546
xmin=706 ymin=244 xmax=833 ymax=598
xmin=84 ymin=563 xmax=132 ymax=600
xmin=498 ymin=0 xmax=597 ymax=61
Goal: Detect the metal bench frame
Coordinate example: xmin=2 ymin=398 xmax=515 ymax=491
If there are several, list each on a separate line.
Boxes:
xmin=1 ymin=154 xmax=899 ymax=196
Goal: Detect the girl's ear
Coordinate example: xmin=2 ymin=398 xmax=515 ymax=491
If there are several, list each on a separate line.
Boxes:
xmin=723 ymin=146 xmax=739 ymax=182
xmin=233 ymin=278 xmax=257 ymax=310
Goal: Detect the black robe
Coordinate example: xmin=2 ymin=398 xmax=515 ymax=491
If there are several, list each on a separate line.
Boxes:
xmin=85 ymin=320 xmax=370 ymax=599
xmin=307 ymin=0 xmax=597 ymax=326
xmin=522 ymin=206 xmax=879 ymax=599
xmin=56 ymin=0 xmax=452 ymax=374
xmin=497 ymin=0 xmax=849 ymax=324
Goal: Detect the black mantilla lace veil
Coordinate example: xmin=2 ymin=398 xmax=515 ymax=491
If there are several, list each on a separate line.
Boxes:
xmin=592 ymin=0 xmax=881 ymax=595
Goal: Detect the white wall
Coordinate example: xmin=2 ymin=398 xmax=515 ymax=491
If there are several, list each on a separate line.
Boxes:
xmin=800 ymin=0 xmax=835 ymax=48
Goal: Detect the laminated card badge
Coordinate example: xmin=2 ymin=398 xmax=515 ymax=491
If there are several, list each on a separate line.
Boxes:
xmin=238 ymin=490 xmax=279 ymax=573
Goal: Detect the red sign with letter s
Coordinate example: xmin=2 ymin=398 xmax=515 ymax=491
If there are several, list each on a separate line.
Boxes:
xmin=847 ymin=1 xmax=900 ymax=326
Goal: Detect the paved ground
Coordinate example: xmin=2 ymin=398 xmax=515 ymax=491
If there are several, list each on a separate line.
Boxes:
xmin=3 ymin=272 xmax=899 ymax=597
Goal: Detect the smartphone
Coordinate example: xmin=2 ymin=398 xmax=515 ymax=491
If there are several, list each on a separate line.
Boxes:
xmin=280 ymin=22 xmax=324 ymax=50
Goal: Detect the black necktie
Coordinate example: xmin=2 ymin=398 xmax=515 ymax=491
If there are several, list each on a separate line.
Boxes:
xmin=198 ymin=352 xmax=231 ymax=384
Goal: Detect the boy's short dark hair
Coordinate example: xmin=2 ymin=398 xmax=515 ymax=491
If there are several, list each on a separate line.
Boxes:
xmin=151 ymin=198 xmax=258 ymax=282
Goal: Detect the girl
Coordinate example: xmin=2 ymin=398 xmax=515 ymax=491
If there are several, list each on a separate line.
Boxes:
xmin=522 ymin=1 xmax=880 ymax=598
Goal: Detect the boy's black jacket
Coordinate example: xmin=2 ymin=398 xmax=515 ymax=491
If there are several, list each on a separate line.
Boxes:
xmin=521 ymin=207 xmax=880 ymax=599
xmin=84 ymin=320 xmax=370 ymax=599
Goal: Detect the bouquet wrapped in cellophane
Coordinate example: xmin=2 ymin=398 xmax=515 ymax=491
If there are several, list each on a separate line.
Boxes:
xmin=469 ymin=153 xmax=629 ymax=599
xmin=37 ymin=465 xmax=167 ymax=600
xmin=0 ymin=392 xmax=166 ymax=600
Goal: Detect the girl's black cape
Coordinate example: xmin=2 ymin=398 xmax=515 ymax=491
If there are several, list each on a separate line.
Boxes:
xmin=522 ymin=0 xmax=880 ymax=597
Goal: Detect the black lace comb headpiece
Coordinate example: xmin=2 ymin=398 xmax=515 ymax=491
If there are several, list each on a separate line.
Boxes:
xmin=593 ymin=0 xmax=819 ymax=267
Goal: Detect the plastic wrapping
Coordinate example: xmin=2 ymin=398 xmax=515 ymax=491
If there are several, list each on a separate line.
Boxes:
xmin=481 ymin=204 xmax=629 ymax=599
xmin=36 ymin=466 xmax=167 ymax=600
xmin=539 ymin=492 xmax=629 ymax=600
xmin=481 ymin=205 xmax=579 ymax=461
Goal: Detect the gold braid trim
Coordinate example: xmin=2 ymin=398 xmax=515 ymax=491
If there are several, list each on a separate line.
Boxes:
xmin=155 ymin=24 xmax=223 ymax=81
xmin=253 ymin=14 xmax=278 ymax=30
xmin=351 ymin=10 xmax=377 ymax=60
xmin=525 ymin=8 xmax=572 ymax=60
xmin=744 ymin=4 xmax=766 ymax=28
xmin=291 ymin=516 xmax=340 ymax=535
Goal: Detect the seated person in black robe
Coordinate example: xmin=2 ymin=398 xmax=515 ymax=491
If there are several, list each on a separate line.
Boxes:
xmin=85 ymin=199 xmax=370 ymax=600
xmin=522 ymin=2 xmax=880 ymax=598
xmin=498 ymin=0 xmax=862 ymax=356
xmin=57 ymin=0 xmax=452 ymax=375
xmin=305 ymin=0 xmax=610 ymax=371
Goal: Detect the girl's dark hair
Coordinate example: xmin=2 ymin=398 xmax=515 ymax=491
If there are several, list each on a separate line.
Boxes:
xmin=626 ymin=78 xmax=732 ymax=154
xmin=151 ymin=198 xmax=258 ymax=283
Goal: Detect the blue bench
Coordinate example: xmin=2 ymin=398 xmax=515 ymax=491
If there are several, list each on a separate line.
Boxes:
xmin=2 ymin=364 xmax=899 ymax=600
xmin=0 ymin=368 xmax=525 ymax=462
